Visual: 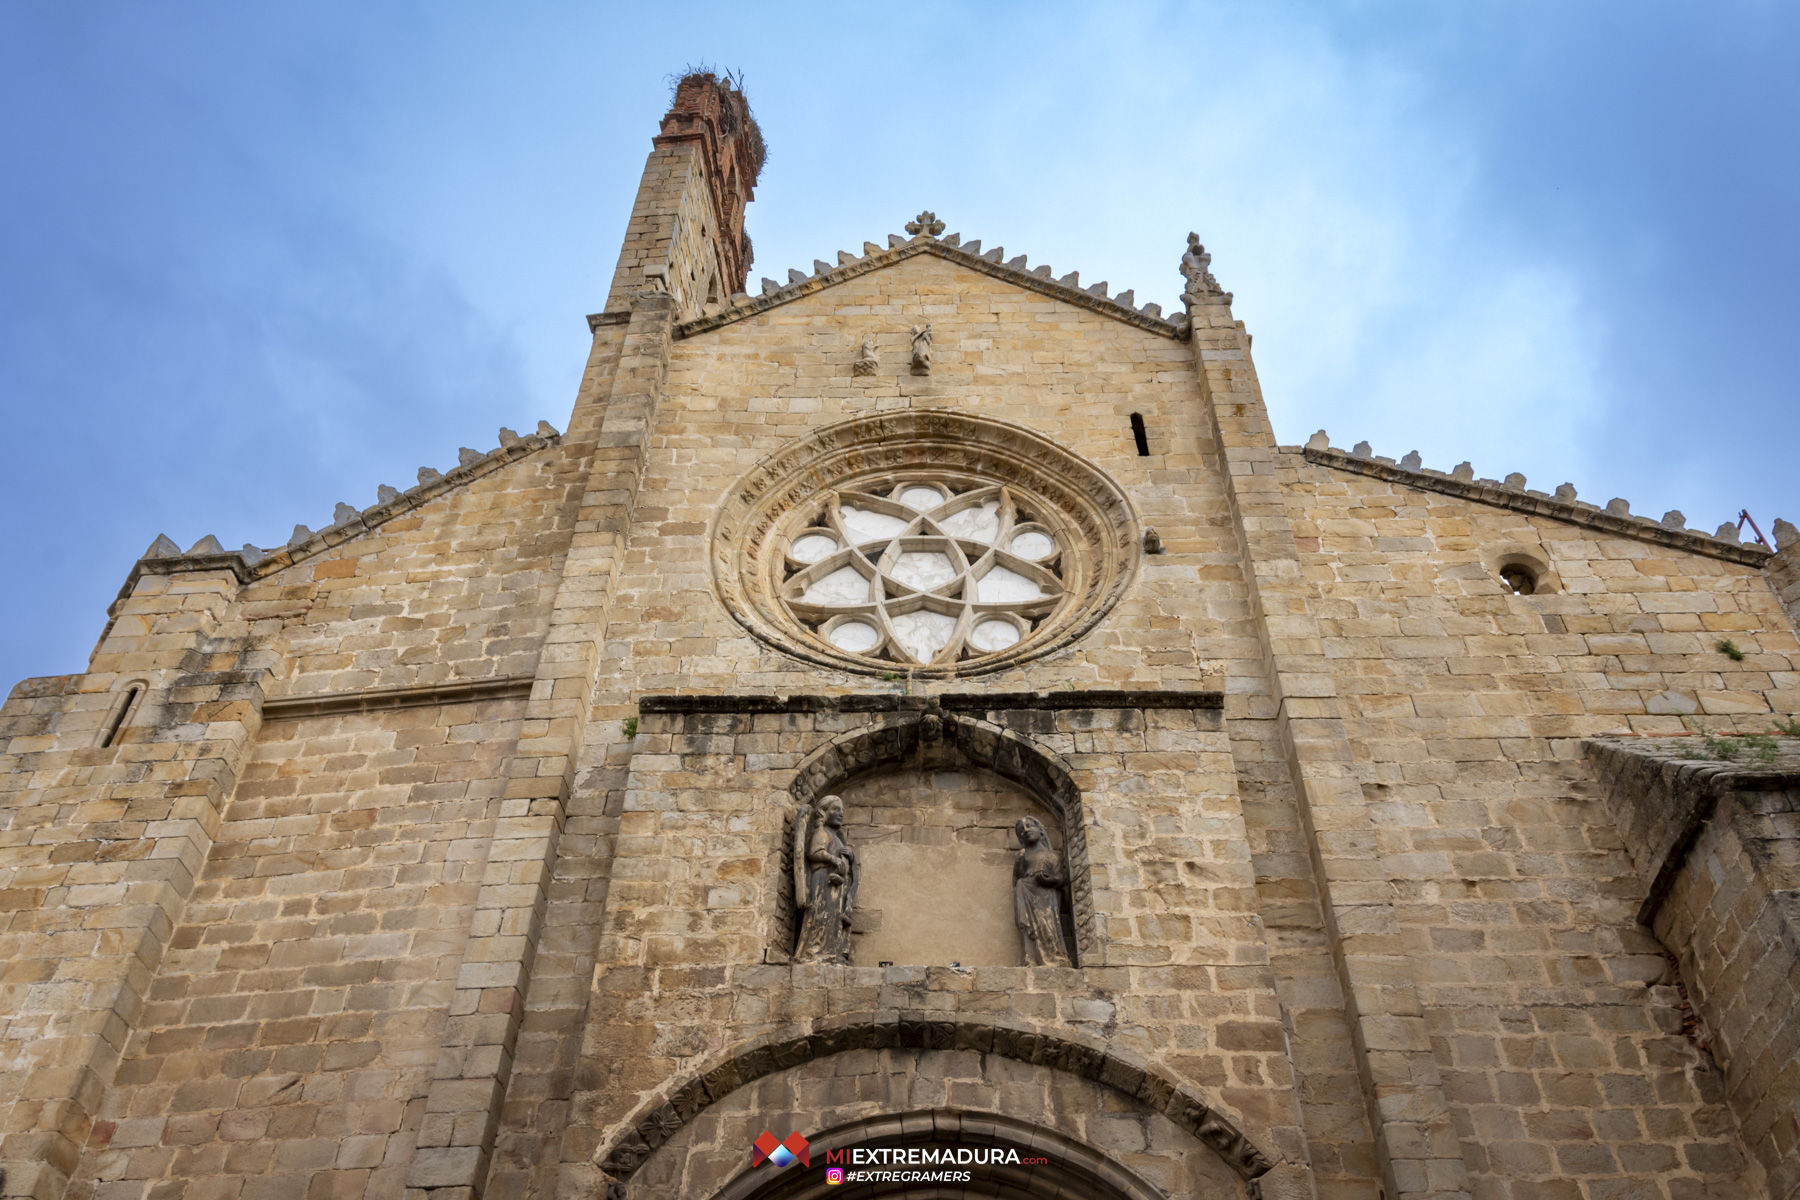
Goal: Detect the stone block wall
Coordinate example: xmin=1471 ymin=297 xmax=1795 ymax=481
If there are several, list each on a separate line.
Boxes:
xmin=629 ymin=1048 xmax=1252 ymax=1198
xmin=1277 ymin=457 xmax=1798 ymax=1200
xmin=247 ymin=443 xmax=582 ymax=702
xmin=68 ymin=696 xmax=526 ymax=1200
xmin=832 ymin=765 xmax=1058 ymax=969
xmin=3 ymin=188 xmax=1798 ymax=1200
xmin=1768 ymin=538 xmax=1800 ymax=633
xmin=1587 ymin=736 xmax=1800 ymax=1200
xmin=563 ymin=696 xmax=1308 ymax=1197
xmin=0 ymin=568 xmax=267 ymax=1200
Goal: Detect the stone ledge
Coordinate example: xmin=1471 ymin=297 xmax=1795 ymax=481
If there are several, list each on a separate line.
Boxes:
xmin=639 ymin=690 xmax=1223 ymax=715
xmin=262 ymin=675 xmax=535 ymax=720
xmin=1304 ymin=446 xmax=1771 ymax=566
xmin=1583 ymin=735 xmax=1800 ymax=922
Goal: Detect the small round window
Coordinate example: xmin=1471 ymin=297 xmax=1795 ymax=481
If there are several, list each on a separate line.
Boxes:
xmin=1500 ymin=565 xmax=1537 ymax=595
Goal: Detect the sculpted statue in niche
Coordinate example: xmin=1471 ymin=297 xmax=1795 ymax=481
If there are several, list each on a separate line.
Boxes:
xmin=793 ymin=795 xmax=859 ymax=963
xmin=1013 ymin=816 xmax=1073 ymax=967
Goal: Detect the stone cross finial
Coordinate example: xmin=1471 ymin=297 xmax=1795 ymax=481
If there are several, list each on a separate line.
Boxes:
xmin=905 ymin=211 xmax=946 ymax=237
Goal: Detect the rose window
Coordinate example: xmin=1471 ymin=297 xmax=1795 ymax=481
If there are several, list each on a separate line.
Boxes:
xmin=714 ymin=411 xmax=1139 ymax=678
xmin=778 ymin=481 xmax=1067 ymax=667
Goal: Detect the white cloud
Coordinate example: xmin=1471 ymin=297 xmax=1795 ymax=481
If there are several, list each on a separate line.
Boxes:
xmin=740 ymin=4 xmax=1612 ymax=492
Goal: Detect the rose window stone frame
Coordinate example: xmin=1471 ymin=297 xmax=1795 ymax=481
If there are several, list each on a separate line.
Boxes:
xmin=712 ymin=411 xmax=1140 ymax=678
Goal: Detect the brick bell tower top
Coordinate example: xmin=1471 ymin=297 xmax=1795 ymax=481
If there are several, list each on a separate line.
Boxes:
xmin=604 ymin=71 xmax=766 ymax=317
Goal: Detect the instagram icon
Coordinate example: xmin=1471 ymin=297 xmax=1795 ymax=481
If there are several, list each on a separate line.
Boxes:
xmin=825 ymin=1167 xmax=844 ymax=1185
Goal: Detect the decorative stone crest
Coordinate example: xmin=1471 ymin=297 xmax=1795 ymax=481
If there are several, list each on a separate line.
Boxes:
xmin=792 ymin=794 xmax=858 ymax=963
xmin=712 ymin=411 xmax=1142 ymax=677
xmin=904 ymin=210 xmax=946 ymax=237
xmin=1013 ymin=816 xmax=1072 ymax=966
xmin=910 ymin=323 xmax=932 ymax=375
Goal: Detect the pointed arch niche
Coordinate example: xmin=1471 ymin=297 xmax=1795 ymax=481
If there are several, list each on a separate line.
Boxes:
xmin=774 ymin=712 xmax=1097 ymax=969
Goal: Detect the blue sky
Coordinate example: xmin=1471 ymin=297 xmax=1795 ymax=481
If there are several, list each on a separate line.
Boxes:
xmin=3 ymin=3 xmax=1796 ymax=688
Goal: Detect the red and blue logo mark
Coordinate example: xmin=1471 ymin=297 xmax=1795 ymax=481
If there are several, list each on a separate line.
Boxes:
xmin=751 ymin=1131 xmax=810 ymax=1169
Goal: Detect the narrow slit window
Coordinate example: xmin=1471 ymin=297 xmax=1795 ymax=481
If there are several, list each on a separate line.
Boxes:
xmin=98 ymin=684 xmax=143 ymax=749
xmin=1130 ymin=413 xmax=1150 ymax=456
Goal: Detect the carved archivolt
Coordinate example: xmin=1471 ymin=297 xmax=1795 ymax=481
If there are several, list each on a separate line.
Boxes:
xmin=712 ymin=412 xmax=1139 ymax=677
xmin=586 ymin=1015 xmax=1275 ymax=1192
xmin=708 ymin=1110 xmax=1168 ymax=1200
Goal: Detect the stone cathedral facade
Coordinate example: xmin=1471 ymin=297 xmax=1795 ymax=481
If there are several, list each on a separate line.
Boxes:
xmin=4 ymin=72 xmax=1800 ymax=1200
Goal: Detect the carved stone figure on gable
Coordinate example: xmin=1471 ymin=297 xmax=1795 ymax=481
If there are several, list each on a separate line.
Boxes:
xmin=793 ymin=794 xmax=858 ymax=963
xmin=1179 ymin=231 xmax=1221 ymax=298
xmin=1013 ymin=815 xmax=1072 ymax=967
xmin=910 ymin=323 xmax=932 ymax=375
xmin=852 ymin=337 xmax=878 ymax=376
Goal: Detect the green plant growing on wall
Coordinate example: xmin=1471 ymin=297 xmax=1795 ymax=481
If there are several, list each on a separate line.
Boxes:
xmin=621 ymin=717 xmax=639 ymax=740
xmin=1774 ymin=716 xmax=1800 ymax=737
xmin=1715 ymin=638 xmax=1746 ymax=662
xmin=1699 ymin=730 xmax=1741 ymax=761
xmin=1678 ymin=722 xmax=1779 ymax=765
xmin=1678 ymin=722 xmax=1741 ymax=763
xmin=1741 ymin=733 xmax=1779 ymax=765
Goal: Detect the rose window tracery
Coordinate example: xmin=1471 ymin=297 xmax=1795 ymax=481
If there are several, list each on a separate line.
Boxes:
xmin=713 ymin=411 xmax=1139 ymax=678
xmin=779 ymin=481 xmax=1068 ymax=667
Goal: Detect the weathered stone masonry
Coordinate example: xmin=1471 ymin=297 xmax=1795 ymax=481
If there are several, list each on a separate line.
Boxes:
xmin=4 ymin=70 xmax=1800 ymax=1200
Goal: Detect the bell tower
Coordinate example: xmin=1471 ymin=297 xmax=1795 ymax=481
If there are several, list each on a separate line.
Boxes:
xmin=602 ymin=71 xmax=765 ymax=318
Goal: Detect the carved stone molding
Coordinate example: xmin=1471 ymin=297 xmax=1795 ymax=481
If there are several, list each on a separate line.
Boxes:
xmin=665 ymin=236 xmax=1187 ymax=342
xmin=119 ymin=430 xmax=563 ymax=609
xmin=711 ymin=411 xmax=1140 ymax=678
xmin=708 ymin=1110 xmax=1166 ymax=1200
xmin=638 ymin=689 xmax=1223 ymax=715
xmin=261 ymin=675 xmax=535 ymax=720
xmin=1304 ymin=445 xmax=1771 ymax=567
xmin=586 ymin=1015 xmax=1276 ymax=1191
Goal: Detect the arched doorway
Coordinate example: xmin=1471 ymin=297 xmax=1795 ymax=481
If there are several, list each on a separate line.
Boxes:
xmin=710 ymin=1110 xmax=1177 ymax=1200
xmin=591 ymin=1019 xmax=1271 ymax=1198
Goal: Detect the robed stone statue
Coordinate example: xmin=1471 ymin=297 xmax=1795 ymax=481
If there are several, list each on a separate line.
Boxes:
xmin=1013 ymin=815 xmax=1073 ymax=967
xmin=909 ymin=323 xmax=932 ymax=375
xmin=793 ymin=794 xmax=858 ymax=963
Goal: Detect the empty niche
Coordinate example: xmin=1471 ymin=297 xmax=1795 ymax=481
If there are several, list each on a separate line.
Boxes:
xmin=837 ymin=765 xmax=1073 ymax=968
